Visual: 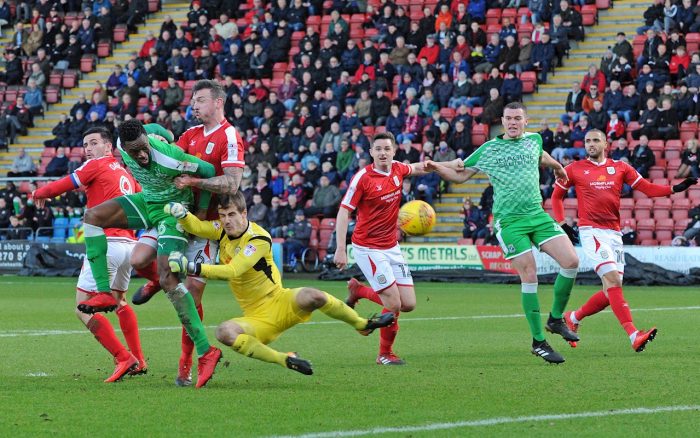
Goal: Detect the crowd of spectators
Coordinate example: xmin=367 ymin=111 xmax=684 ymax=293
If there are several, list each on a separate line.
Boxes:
xmin=3 ymin=0 xmax=700 ymax=247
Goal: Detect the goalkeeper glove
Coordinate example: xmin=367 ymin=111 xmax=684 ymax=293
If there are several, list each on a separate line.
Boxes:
xmin=672 ymin=177 xmax=698 ymax=193
xmin=168 ymin=252 xmax=201 ymax=275
xmin=561 ymin=223 xmax=578 ymax=244
xmin=164 ymin=202 xmax=189 ymax=219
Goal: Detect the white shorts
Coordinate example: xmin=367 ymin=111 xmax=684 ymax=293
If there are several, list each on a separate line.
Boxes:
xmin=77 ymin=238 xmax=136 ymax=294
xmin=579 ymin=227 xmax=625 ymax=277
xmin=352 ymin=243 xmax=413 ymax=292
xmin=137 ymin=228 xmax=219 ymax=284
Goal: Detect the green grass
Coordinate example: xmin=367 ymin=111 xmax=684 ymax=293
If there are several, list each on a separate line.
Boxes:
xmin=1 ymin=276 xmax=699 ymax=437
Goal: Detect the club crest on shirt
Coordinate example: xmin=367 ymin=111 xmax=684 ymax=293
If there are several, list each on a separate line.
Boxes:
xmin=607 ymin=166 xmax=616 ymax=175
xmin=377 ymin=274 xmax=387 ymax=285
xmin=393 ymin=175 xmax=400 ymax=186
xmin=205 ymin=142 xmax=215 ymax=154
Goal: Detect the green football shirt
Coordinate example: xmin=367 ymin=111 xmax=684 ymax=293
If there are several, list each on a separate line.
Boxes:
xmin=463 ymin=132 xmax=544 ymax=219
xmin=118 ymin=136 xmax=213 ymax=205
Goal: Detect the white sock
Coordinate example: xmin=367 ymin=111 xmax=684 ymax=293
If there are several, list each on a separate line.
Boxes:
xmin=569 ymin=311 xmax=580 ymax=324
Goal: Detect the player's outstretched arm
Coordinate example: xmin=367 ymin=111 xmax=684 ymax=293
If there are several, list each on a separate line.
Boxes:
xmin=540 ymin=151 xmax=568 ymax=184
xmin=175 ymin=166 xmax=243 ymax=195
xmin=164 ymin=202 xmax=222 ymax=241
xmin=334 ymin=207 xmax=350 ymax=270
xmin=425 ymin=159 xmax=477 ymax=183
xmin=634 ymin=177 xmax=698 ymax=198
xmin=31 ymin=176 xmax=78 ymax=208
xmin=173 ymin=238 xmax=270 ymax=280
xmin=409 ymin=161 xmax=429 ymax=176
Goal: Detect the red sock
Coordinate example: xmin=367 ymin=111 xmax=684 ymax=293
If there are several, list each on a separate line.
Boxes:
xmin=607 ymin=286 xmax=637 ymax=335
xmin=379 ymin=309 xmax=399 ymax=355
xmin=116 ymin=305 xmax=144 ymax=362
xmin=574 ymin=290 xmax=610 ymax=321
xmin=181 ymin=303 xmax=204 ymax=359
xmin=135 ymin=260 xmax=159 ymax=284
xmin=357 ymin=282 xmax=383 ymax=306
xmin=87 ymin=314 xmax=130 ymax=361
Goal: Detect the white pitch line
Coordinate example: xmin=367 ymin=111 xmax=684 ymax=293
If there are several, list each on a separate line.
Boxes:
xmin=0 ymin=306 xmax=698 ymax=338
xmin=269 ymin=405 xmax=700 ymax=438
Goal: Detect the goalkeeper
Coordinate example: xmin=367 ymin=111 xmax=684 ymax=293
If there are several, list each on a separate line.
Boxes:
xmin=165 ymin=192 xmax=395 ymax=376
xmin=77 ymin=119 xmax=223 ymax=388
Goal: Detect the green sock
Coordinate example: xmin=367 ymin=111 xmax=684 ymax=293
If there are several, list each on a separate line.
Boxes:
xmin=232 ymin=334 xmax=287 ymax=367
xmin=166 ymin=283 xmax=210 ymax=356
xmin=521 ymin=283 xmax=544 ymax=342
xmin=319 ymin=292 xmax=367 ymax=330
xmin=84 ymin=224 xmax=110 ymax=292
xmin=551 ymin=268 xmax=578 ymax=319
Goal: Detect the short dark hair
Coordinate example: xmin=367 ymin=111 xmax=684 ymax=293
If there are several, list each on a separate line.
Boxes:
xmin=503 ymin=102 xmax=527 ymax=114
xmin=83 ymin=126 xmax=113 ymax=143
xmin=193 ymin=79 xmax=226 ymax=101
xmin=218 ymin=191 xmax=247 ymax=212
xmin=585 ymin=128 xmax=606 ymax=139
xmin=371 ymin=131 xmax=397 ymax=147
xmin=118 ymin=119 xmax=146 ymax=142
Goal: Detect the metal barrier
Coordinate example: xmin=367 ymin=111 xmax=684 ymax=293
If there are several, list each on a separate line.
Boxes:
xmin=0 ymin=227 xmax=34 ymax=240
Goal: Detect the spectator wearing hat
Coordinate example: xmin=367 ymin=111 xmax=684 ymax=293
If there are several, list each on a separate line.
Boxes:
xmin=283 ymin=210 xmax=312 ymax=265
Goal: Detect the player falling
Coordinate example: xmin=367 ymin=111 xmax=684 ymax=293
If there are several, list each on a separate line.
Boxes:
xmin=130 ymin=80 xmax=245 ymax=386
xmin=164 ymin=193 xmax=395 ymax=375
xmin=552 ymin=129 xmax=697 ymax=352
xmin=334 ymin=132 xmax=431 ymax=365
xmin=32 ymin=128 xmax=147 ymax=382
xmin=75 ymin=120 xmax=223 ymax=388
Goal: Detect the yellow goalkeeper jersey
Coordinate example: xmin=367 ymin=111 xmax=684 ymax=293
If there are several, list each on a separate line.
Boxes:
xmin=179 ymin=213 xmax=283 ymax=314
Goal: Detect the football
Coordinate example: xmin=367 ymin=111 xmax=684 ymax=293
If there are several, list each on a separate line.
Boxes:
xmin=398 ymin=200 xmax=437 ymax=236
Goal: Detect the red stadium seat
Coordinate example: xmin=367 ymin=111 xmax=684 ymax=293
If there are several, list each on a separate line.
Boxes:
xmin=596 ymin=0 xmax=611 ymax=9
xmin=45 ymin=85 xmax=60 ymax=104
xmin=62 ymin=70 xmax=78 ymax=89
xmin=486 ymin=9 xmax=501 ymax=26
xmin=640 ymin=239 xmax=658 ymax=246
xmin=655 ymin=218 xmax=674 ymax=241
xmin=113 ymin=24 xmax=128 ymax=43
xmin=320 ymin=218 xmax=336 ymax=230
xmin=634 ymin=198 xmax=653 ymax=219
xmin=520 ymin=71 xmax=537 ymax=94
xmin=680 ymin=122 xmax=698 ymax=142
xmin=581 ymin=5 xmax=597 ymax=26
xmin=674 ymin=218 xmax=691 ymax=233
xmin=471 ymin=124 xmax=489 ymax=146
xmin=80 ymin=55 xmax=95 ymax=73
xmin=148 ymin=0 xmax=159 ymax=12
xmin=97 ymin=40 xmax=111 ymax=58
xmin=458 ymin=238 xmax=474 ymax=245
xmin=685 ymin=33 xmax=700 ymax=54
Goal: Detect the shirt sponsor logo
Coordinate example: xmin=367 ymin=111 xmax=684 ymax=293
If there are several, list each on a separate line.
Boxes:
xmin=243 ymin=244 xmax=257 ymax=256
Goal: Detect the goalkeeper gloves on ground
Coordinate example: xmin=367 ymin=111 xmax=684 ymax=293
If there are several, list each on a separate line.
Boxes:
xmin=164 ymin=202 xmax=188 ymax=219
xmin=672 ymin=177 xmax=698 ymax=193
xmin=168 ymin=252 xmax=201 ymax=276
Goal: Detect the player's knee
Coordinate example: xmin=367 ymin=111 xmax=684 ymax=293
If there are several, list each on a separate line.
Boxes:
xmin=562 ymin=254 xmax=579 ymax=270
xmin=400 ymin=302 xmax=415 ymax=312
xmin=159 ymin=271 xmax=178 ymax=290
xmin=299 ymin=287 xmax=326 ymax=309
xmin=75 ymin=308 xmax=90 ymax=324
xmin=216 ymin=322 xmax=240 ymax=346
xmin=83 ymin=208 xmax=100 ymax=225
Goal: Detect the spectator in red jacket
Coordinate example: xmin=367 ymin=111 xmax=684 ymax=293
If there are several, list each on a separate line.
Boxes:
xmin=417 ymin=34 xmax=440 ymax=65
xmin=580 ymin=64 xmax=606 ymax=93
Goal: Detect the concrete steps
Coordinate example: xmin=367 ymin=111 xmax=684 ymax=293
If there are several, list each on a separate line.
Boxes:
xmin=0 ymin=0 xmax=190 ymax=168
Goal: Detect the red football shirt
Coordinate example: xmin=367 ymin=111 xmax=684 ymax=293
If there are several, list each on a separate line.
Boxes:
xmin=341 ymin=161 xmax=412 ymax=249
xmin=72 ymin=156 xmax=137 ymax=239
xmin=176 ymin=119 xmax=246 ymax=218
xmin=555 ymin=158 xmax=642 ymax=231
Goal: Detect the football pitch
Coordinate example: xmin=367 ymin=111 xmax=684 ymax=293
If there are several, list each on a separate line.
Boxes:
xmin=1 ymin=276 xmax=699 ymax=437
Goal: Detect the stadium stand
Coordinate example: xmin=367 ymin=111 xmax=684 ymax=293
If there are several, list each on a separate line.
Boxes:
xmin=0 ymin=0 xmax=698 ymax=251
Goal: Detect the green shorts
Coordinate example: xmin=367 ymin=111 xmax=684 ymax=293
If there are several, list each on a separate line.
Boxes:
xmin=115 ymin=193 xmax=188 ymax=255
xmin=493 ymin=210 xmax=566 ymax=260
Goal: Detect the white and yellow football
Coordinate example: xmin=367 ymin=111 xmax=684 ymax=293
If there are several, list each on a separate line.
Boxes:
xmin=398 ymin=200 xmax=436 ymax=236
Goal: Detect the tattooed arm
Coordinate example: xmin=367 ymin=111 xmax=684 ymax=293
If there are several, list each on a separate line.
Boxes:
xmin=174 ymin=166 xmax=243 ymax=195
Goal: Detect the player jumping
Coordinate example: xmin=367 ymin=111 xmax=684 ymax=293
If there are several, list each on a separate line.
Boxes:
xmin=75 ymin=119 xmax=223 ymax=388
xmin=427 ymin=102 xmax=580 ymax=364
xmin=552 ymin=129 xmax=697 ymax=352
xmin=165 ymin=192 xmax=395 ymax=375
xmin=333 ymin=132 xmax=430 ymax=365
xmin=32 ymin=128 xmax=147 ymax=382
xmin=130 ymin=80 xmax=245 ymax=386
